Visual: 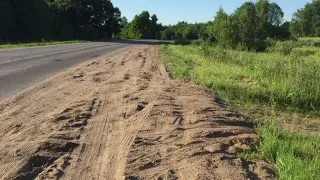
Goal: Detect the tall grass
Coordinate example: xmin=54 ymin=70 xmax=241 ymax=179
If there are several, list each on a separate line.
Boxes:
xmin=254 ymin=123 xmax=320 ymax=180
xmin=159 ymin=45 xmax=320 ymax=114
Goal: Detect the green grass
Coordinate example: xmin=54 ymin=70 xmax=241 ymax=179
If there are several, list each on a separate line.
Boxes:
xmin=296 ymin=37 xmax=320 ymax=47
xmin=298 ymin=37 xmax=320 ymax=42
xmin=0 ymin=40 xmax=87 ymax=49
xmin=292 ymin=47 xmax=320 ymax=56
xmin=158 ymin=44 xmax=320 ymax=179
xmin=250 ymin=123 xmax=320 ymax=180
xmin=159 ymin=45 xmax=320 ymax=114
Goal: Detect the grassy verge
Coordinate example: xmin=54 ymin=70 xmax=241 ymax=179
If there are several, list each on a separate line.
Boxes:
xmin=159 ymin=45 xmax=320 ymax=114
xmin=158 ymin=44 xmax=320 ymax=179
xmin=0 ymin=40 xmax=87 ymax=49
xmin=252 ymin=123 xmax=320 ymax=179
xmin=299 ymin=37 xmax=320 ymax=42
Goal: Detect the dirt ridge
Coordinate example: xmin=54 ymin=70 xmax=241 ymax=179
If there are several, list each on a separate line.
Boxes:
xmin=0 ymin=46 xmax=275 ymax=180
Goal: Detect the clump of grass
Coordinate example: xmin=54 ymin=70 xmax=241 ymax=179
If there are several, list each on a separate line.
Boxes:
xmin=0 ymin=40 xmax=86 ymax=49
xmin=254 ymin=122 xmax=320 ymax=180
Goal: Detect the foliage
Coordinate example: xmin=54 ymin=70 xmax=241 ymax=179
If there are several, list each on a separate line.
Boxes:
xmin=157 ymin=0 xmax=291 ymax=51
xmin=160 ymin=22 xmax=210 ymax=41
xmin=234 ymin=2 xmax=259 ymax=50
xmin=2 ymin=0 xmax=53 ymax=41
xmin=290 ymin=0 xmax=320 ymax=37
xmin=79 ymin=24 xmax=98 ymax=40
xmin=204 ymin=0 xmax=289 ymax=51
xmin=60 ymin=25 xmax=74 ymax=40
xmin=254 ymin=123 xmax=320 ymax=180
xmin=159 ymin=44 xmax=320 ymax=114
xmin=161 ymin=28 xmax=175 ymax=40
xmin=208 ymin=8 xmax=237 ymax=48
xmin=0 ymin=0 xmax=122 ymax=42
xmin=120 ymin=11 xmax=164 ymax=39
xmin=0 ymin=0 xmax=14 ymax=41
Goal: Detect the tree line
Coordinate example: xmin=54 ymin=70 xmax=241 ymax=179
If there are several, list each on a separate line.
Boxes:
xmin=290 ymin=0 xmax=320 ymax=37
xmin=121 ymin=0 xmax=320 ymax=51
xmin=0 ymin=0 xmax=122 ymax=42
xmin=159 ymin=0 xmax=292 ymax=51
xmin=1 ymin=0 xmax=319 ymax=46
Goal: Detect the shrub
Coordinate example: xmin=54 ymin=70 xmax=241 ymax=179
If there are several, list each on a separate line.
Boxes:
xmin=265 ymin=37 xmax=277 ymax=49
xmin=267 ymin=41 xmax=295 ymax=55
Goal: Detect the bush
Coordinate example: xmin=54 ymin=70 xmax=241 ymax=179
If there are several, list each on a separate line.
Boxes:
xmin=112 ymin=33 xmax=121 ymax=40
xmin=254 ymin=39 xmax=267 ymax=52
xmin=267 ymin=41 xmax=295 ymax=55
xmin=161 ymin=29 xmax=175 ymax=40
xmin=265 ymin=37 xmax=277 ymax=49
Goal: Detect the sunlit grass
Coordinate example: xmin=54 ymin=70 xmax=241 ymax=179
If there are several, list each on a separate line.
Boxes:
xmin=159 ymin=45 xmax=320 ymax=114
xmin=252 ymin=123 xmax=319 ymax=180
xmin=299 ymin=37 xmax=320 ymax=42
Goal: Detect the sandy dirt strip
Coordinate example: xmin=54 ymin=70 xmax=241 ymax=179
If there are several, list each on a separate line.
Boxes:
xmin=0 ymin=46 xmax=275 ymax=180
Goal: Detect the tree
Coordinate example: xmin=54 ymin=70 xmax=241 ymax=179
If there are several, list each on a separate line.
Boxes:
xmin=234 ymin=2 xmax=258 ymax=49
xmin=290 ymin=0 xmax=320 ymax=37
xmin=208 ymin=8 xmax=237 ymax=47
xmin=10 ymin=0 xmax=53 ymax=41
xmin=161 ymin=27 xmax=175 ymax=40
xmin=0 ymin=0 xmax=14 ymax=41
xmin=46 ymin=0 xmax=122 ymax=40
xmin=120 ymin=16 xmax=129 ymax=28
xmin=268 ymin=2 xmax=284 ymax=26
xmin=183 ymin=25 xmax=198 ymax=40
xmin=46 ymin=0 xmax=73 ymax=39
xmin=120 ymin=11 xmax=164 ymax=39
xmin=255 ymin=0 xmax=269 ymax=39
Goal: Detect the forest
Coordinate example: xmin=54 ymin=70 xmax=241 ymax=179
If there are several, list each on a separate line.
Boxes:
xmin=0 ymin=0 xmax=122 ymax=41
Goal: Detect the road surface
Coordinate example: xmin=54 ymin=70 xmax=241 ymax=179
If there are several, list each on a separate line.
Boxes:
xmin=0 ymin=40 xmax=156 ymax=100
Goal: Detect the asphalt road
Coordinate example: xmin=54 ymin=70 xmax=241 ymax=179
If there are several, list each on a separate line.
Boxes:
xmin=0 ymin=40 xmax=158 ymax=100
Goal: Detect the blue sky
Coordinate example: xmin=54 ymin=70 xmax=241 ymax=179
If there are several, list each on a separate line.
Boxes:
xmin=112 ymin=0 xmax=312 ymax=25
